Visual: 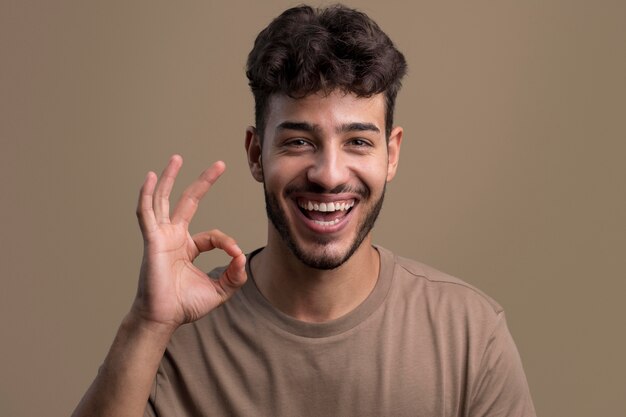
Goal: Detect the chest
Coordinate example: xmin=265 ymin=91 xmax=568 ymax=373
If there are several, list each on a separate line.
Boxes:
xmin=156 ymin=308 xmax=471 ymax=417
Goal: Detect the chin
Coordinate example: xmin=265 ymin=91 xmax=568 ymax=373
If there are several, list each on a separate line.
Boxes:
xmin=288 ymin=241 xmax=359 ymax=270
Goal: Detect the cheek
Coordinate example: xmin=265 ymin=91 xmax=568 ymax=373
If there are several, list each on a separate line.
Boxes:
xmin=359 ymin=159 xmax=389 ymax=187
xmin=262 ymin=160 xmax=302 ymax=188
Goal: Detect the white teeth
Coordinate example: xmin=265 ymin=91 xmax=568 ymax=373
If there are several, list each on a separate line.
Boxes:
xmin=298 ymin=200 xmax=354 ymax=212
xmin=314 ymin=219 xmax=340 ymax=226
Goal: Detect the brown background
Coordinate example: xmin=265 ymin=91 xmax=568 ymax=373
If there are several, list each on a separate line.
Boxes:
xmin=1 ymin=1 xmax=625 ymax=416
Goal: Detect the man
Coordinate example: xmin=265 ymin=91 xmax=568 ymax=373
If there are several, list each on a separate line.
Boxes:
xmin=73 ymin=5 xmax=536 ymax=417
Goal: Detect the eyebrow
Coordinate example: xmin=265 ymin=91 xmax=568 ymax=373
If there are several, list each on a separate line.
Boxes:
xmin=338 ymin=122 xmax=380 ymax=134
xmin=276 ymin=121 xmax=319 ymax=133
xmin=276 ymin=121 xmax=380 ymax=134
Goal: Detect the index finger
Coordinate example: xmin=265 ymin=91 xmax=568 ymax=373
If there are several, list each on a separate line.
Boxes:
xmin=171 ymin=161 xmax=226 ymax=225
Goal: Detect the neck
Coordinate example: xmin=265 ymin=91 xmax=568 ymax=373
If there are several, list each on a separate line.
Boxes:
xmin=250 ymin=234 xmax=380 ymax=323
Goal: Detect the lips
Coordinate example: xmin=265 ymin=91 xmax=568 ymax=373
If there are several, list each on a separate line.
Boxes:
xmin=293 ymin=197 xmax=356 ymax=230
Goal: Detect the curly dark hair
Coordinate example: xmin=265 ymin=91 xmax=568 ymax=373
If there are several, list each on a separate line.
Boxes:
xmin=246 ymin=4 xmax=407 ymax=139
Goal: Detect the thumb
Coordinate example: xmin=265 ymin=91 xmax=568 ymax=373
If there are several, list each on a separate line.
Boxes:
xmin=215 ymin=252 xmax=247 ymax=303
xmin=192 ymin=229 xmax=247 ymax=302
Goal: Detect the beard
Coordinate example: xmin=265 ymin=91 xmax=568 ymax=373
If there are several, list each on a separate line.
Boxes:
xmin=263 ymin=181 xmax=385 ymax=270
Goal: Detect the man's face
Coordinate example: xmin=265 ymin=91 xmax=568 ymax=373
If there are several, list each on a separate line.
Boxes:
xmin=246 ymin=90 xmax=402 ymax=269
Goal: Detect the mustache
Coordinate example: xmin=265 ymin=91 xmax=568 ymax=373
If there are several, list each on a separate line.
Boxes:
xmin=284 ymin=182 xmax=370 ymax=198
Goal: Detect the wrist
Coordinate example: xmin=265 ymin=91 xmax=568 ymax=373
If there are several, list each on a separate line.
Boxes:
xmin=123 ymin=309 xmax=179 ymax=341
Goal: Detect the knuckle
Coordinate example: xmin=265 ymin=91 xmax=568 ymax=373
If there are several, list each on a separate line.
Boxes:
xmin=182 ymin=190 xmax=200 ymax=203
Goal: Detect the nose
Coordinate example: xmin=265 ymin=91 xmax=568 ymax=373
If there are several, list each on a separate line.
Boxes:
xmin=306 ymin=146 xmax=351 ymax=191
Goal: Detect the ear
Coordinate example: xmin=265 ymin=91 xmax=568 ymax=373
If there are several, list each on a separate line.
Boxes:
xmin=386 ymin=126 xmax=403 ymax=182
xmin=245 ymin=126 xmax=264 ymax=182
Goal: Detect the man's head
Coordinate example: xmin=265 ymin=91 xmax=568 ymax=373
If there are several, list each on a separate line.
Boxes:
xmin=246 ymin=4 xmax=407 ymax=140
xmin=245 ymin=4 xmax=406 ymax=270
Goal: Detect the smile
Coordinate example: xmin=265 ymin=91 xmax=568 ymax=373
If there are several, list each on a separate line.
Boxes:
xmin=296 ymin=198 xmax=355 ymax=227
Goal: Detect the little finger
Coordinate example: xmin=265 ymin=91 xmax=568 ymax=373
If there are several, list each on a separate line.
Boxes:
xmin=136 ymin=171 xmax=159 ymax=235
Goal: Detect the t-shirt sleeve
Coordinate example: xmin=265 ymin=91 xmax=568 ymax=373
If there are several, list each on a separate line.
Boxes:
xmin=468 ymin=312 xmax=537 ymax=417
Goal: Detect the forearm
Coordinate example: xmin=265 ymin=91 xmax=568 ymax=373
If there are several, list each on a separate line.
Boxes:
xmin=72 ymin=313 xmax=175 ymax=417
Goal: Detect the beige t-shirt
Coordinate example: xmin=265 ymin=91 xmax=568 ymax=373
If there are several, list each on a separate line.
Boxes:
xmin=145 ymin=246 xmax=535 ymax=417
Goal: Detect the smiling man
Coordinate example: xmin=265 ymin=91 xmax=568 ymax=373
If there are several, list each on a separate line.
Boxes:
xmin=251 ymin=93 xmax=397 ymax=270
xmin=244 ymin=90 xmax=399 ymax=323
xmin=73 ymin=5 xmax=536 ymax=417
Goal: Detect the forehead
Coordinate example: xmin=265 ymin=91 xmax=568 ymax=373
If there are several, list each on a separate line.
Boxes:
xmin=264 ymin=91 xmax=386 ymax=135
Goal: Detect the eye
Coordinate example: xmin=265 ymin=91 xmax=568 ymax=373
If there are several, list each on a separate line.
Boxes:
xmin=282 ymin=138 xmax=315 ymax=152
xmin=347 ymin=138 xmax=373 ymax=148
xmin=287 ymin=138 xmax=310 ymax=147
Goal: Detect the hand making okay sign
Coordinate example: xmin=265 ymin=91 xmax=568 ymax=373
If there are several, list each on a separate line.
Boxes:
xmin=131 ymin=155 xmax=247 ymax=331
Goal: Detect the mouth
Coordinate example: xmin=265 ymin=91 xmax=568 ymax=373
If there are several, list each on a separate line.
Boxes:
xmin=296 ymin=198 xmax=356 ymax=227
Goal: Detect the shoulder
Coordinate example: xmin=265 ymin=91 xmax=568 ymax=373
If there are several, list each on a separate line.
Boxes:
xmin=399 ymin=253 xmax=502 ymax=311
xmin=377 ymin=246 xmax=504 ymax=326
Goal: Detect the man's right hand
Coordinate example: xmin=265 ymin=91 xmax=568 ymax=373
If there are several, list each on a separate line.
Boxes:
xmin=131 ymin=154 xmax=247 ymax=333
xmin=72 ymin=155 xmax=246 ymax=417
